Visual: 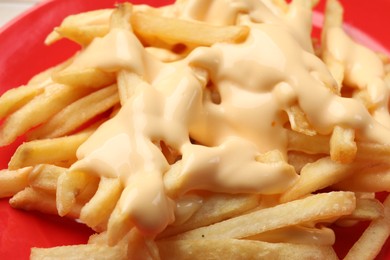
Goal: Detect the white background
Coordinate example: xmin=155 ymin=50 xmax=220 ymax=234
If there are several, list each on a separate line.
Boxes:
xmin=0 ymin=0 xmax=39 ymax=28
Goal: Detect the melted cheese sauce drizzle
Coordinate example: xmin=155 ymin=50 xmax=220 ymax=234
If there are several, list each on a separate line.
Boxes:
xmin=67 ymin=0 xmax=390 ymax=238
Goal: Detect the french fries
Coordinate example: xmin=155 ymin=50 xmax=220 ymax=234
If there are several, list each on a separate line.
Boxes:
xmin=0 ymin=83 xmax=92 ymax=146
xmin=27 ymin=84 xmax=119 ymax=139
xmin=1 ymin=0 xmax=390 ymax=259
xmin=131 ymin=12 xmax=250 ymax=48
xmin=8 ymin=129 xmax=94 ymax=170
xmin=344 ymin=195 xmax=390 ymax=260
xmin=157 ymin=239 xmax=339 ymax=260
xmin=0 ymin=167 xmax=32 ymax=198
xmin=172 ymin=192 xmax=356 ymax=240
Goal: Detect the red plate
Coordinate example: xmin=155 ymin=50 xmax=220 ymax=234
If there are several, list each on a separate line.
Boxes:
xmin=0 ymin=0 xmax=389 ymax=259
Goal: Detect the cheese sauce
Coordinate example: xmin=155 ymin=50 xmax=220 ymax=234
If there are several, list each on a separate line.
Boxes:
xmin=68 ymin=0 xmax=390 ymax=238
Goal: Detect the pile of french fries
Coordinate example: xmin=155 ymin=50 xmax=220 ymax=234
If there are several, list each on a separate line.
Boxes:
xmin=1 ymin=0 xmax=390 ymax=259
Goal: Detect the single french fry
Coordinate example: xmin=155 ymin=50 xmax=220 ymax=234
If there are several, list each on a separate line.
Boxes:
xmin=246 ymin=225 xmax=335 ymax=246
xmin=280 ymin=157 xmax=356 ymax=202
xmin=44 ymin=30 xmax=62 ymax=47
xmin=356 ymin=142 xmax=390 ymax=163
xmin=10 ymin=187 xmax=81 ymax=219
xmin=56 ymin=170 xmax=98 ymax=217
xmin=106 ymin=186 xmax=136 ymax=246
xmin=159 ymin=193 xmax=259 ymax=239
xmin=344 ymin=195 xmax=390 ymax=260
xmin=287 ymin=151 xmax=324 ymax=173
xmin=30 ymin=243 xmax=127 ymax=260
xmin=27 ymin=84 xmax=119 ymax=139
xmin=53 ymin=68 xmax=116 ymax=89
xmin=324 ymin=58 xmax=344 ymax=92
xmin=127 ymin=228 xmax=161 ymax=260
xmin=293 ymin=0 xmax=320 ymax=9
xmin=110 ymin=3 xmax=133 ymax=31
xmin=286 ymin=105 xmax=317 ymax=136
xmin=332 ymin=164 xmax=390 ymax=192
xmin=131 ymin=12 xmax=249 ymax=48
xmin=0 ymin=83 xmax=92 ymax=146
xmin=173 ymin=191 xmax=355 ymax=240
xmin=8 ymin=130 xmax=93 ymax=170
xmin=28 ymin=164 xmax=66 ymax=194
xmin=55 ymin=25 xmax=109 ymax=47
xmin=87 ymin=229 xmax=159 ymax=259
xmin=352 ymin=88 xmax=376 ymax=111
xmin=0 ymin=84 xmax=44 ymax=120
xmin=339 ymin=198 xmax=384 ymax=222
xmin=321 ymin=0 xmax=344 ymax=93
xmin=45 ymin=9 xmax=112 ymax=46
xmin=321 ymin=0 xmax=343 ymax=44
xmin=117 ymin=70 xmax=149 ymax=106
xmin=272 ymin=0 xmax=288 ymax=12
xmin=287 ymin=130 xmax=330 ymax=154
xmin=157 ymin=239 xmax=338 ymax=260
xmin=0 ymin=167 xmax=32 ymax=198
xmin=107 ymin=172 xmax=174 ymax=246
xmin=330 ymin=126 xmax=357 ymax=163
xmin=80 ymin=177 xmax=122 ymax=230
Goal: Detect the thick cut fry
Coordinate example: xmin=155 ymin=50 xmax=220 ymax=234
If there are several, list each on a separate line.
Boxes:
xmin=0 ymin=167 xmax=32 ymax=198
xmin=344 ymin=195 xmax=390 ymax=260
xmin=285 ymin=105 xmax=317 ymax=136
xmin=131 ymin=12 xmax=249 ymax=48
xmin=28 ymin=164 xmax=66 ymax=194
xmin=8 ymin=130 xmax=93 ymax=170
xmin=10 ymin=187 xmax=80 ymax=219
xmin=159 ymin=194 xmax=259 ymax=238
xmin=56 ymin=170 xmax=99 ymax=216
xmin=80 ymin=177 xmax=122 ymax=230
xmin=0 ymin=83 xmax=92 ymax=146
xmin=173 ymin=192 xmax=355 ymax=240
xmin=330 ymin=126 xmax=357 ymax=163
xmin=28 ymin=84 xmax=119 ymax=139
xmin=157 ymin=239 xmax=338 ymax=260
xmin=280 ymin=157 xmax=356 ymax=202
xmin=0 ymin=84 xmax=44 ymax=120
